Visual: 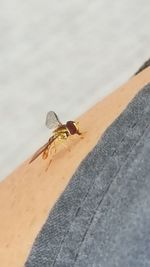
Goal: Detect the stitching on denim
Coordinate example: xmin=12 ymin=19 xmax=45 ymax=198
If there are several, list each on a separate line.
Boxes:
xmin=73 ymin=122 xmax=150 ymax=265
xmin=52 ymin=135 xmax=130 ymax=266
xmin=52 ymin=107 xmax=149 ymax=266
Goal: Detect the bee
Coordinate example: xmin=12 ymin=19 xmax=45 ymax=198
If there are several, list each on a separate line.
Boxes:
xmin=29 ymin=111 xmax=81 ymax=163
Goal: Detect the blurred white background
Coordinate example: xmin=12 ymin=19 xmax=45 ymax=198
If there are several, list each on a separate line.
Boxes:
xmin=0 ymin=0 xmax=150 ymax=180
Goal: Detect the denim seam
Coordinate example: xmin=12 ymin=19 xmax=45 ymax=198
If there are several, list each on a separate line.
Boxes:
xmin=73 ymin=122 xmax=150 ymax=265
xmin=52 ymin=104 xmax=150 ymax=266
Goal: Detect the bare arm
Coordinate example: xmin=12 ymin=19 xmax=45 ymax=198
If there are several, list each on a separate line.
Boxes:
xmin=0 ymin=67 xmax=150 ymax=267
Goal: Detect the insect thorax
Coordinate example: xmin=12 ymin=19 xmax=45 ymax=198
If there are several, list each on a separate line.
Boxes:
xmin=53 ymin=125 xmax=70 ymax=137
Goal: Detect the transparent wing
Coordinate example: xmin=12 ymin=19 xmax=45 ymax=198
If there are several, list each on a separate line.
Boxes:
xmin=29 ymin=141 xmax=49 ymax=163
xmin=45 ymin=111 xmax=62 ymax=129
xmin=29 ymin=135 xmax=57 ymax=163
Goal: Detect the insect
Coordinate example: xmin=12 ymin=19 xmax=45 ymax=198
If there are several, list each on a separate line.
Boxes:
xmin=29 ymin=111 xmax=81 ymax=164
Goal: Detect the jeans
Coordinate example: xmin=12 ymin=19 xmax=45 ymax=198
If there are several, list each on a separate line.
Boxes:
xmin=25 ymin=83 xmax=150 ymax=267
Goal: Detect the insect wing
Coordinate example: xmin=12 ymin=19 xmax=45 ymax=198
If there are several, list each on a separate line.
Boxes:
xmin=29 ymin=141 xmax=50 ymax=163
xmin=45 ymin=111 xmax=62 ymax=129
xmin=29 ymin=135 xmax=57 ymax=163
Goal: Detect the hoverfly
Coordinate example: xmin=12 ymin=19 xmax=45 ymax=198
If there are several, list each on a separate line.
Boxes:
xmin=29 ymin=111 xmax=81 ymax=164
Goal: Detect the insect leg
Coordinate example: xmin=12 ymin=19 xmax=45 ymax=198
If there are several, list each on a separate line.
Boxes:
xmin=79 ymin=131 xmax=86 ymax=139
xmin=57 ymin=133 xmax=71 ymax=152
xmin=45 ymin=158 xmax=53 ymax=172
xmin=42 ymin=147 xmax=50 ymax=159
xmin=45 ymin=139 xmax=58 ymax=171
xmin=50 ymin=140 xmax=57 ymax=153
xmin=42 ymin=135 xmax=57 ymax=160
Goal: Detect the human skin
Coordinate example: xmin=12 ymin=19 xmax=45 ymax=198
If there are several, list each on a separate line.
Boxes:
xmin=0 ymin=67 xmax=150 ymax=267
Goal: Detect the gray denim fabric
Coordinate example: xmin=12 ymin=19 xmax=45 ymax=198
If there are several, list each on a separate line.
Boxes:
xmin=25 ymin=83 xmax=150 ymax=267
